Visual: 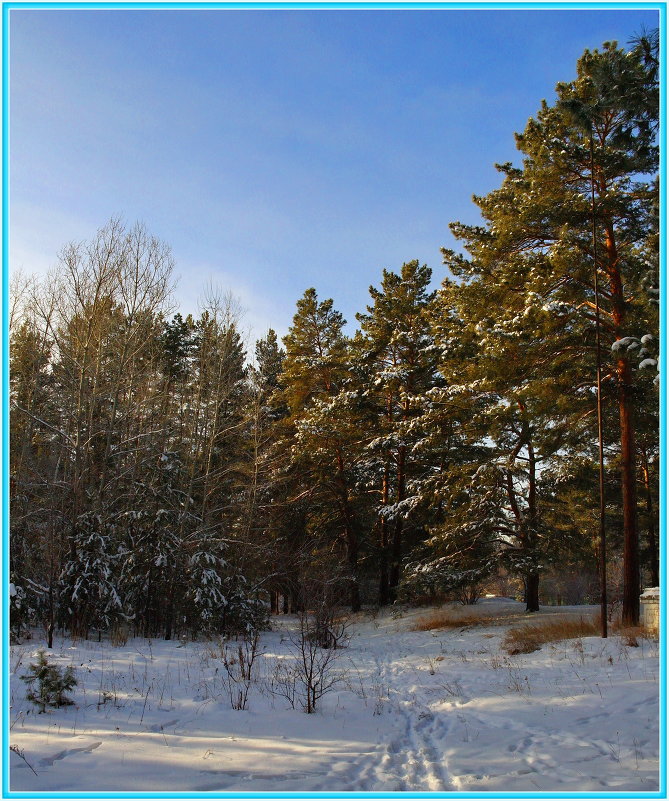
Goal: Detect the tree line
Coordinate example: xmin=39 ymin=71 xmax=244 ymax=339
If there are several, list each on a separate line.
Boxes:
xmin=9 ymin=35 xmax=659 ymax=640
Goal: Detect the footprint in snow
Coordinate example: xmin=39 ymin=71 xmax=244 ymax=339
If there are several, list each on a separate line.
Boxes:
xmin=39 ymin=742 xmax=102 ymax=766
xmin=148 ymin=719 xmax=178 ymax=732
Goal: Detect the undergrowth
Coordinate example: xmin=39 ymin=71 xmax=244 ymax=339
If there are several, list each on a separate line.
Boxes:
xmin=501 ymin=616 xmax=600 ymax=654
xmin=412 ymin=606 xmax=518 ymax=631
xmin=610 ymin=623 xmax=657 ymax=648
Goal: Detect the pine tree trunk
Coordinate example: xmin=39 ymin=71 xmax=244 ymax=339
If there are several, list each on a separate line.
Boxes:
xmin=525 ymin=434 xmax=540 ymax=614
xmin=47 ymin=584 xmax=55 ymax=649
xmin=388 ymin=520 xmax=404 ymax=601
xmin=349 ymin=574 xmax=361 ymax=613
xmin=619 ymin=362 xmax=640 ymax=624
xmin=525 ymin=573 xmax=540 ymax=613
xmin=378 ymin=533 xmax=390 ymax=605
xmin=378 ymin=463 xmax=390 ymax=605
xmin=337 ymin=449 xmax=361 ymax=612
xmin=388 ymin=446 xmax=407 ymax=601
xmin=606 ymin=225 xmax=640 ymax=625
xmin=164 ymin=585 xmax=175 ymax=640
xmin=641 ymin=451 xmax=659 ymax=587
xmin=346 ymin=523 xmax=361 ymax=612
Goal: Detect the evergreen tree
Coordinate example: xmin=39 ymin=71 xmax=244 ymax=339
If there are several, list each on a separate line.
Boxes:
xmin=280 ymin=289 xmax=364 ymax=610
xmin=253 ymin=329 xmax=285 ymax=407
xmin=238 ymin=330 xmax=289 ymax=607
xmin=356 ymin=261 xmax=440 ymax=603
xmin=442 ymin=39 xmax=658 ymax=623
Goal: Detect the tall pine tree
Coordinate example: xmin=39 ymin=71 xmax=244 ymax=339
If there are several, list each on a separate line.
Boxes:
xmin=443 ymin=38 xmax=658 ymax=623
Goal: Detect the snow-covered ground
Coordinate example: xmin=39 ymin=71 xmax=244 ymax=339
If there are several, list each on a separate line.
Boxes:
xmin=9 ymin=599 xmax=660 ymax=794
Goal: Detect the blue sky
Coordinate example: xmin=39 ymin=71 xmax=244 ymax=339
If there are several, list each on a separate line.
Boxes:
xmin=9 ymin=5 xmax=660 ymax=346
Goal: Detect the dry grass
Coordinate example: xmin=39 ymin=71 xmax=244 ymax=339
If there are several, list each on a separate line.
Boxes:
xmin=110 ymin=625 xmax=130 ymax=647
xmin=501 ymin=615 xmax=600 ymax=654
xmin=609 ymin=623 xmax=657 ymax=647
xmin=412 ymin=606 xmax=515 ymax=631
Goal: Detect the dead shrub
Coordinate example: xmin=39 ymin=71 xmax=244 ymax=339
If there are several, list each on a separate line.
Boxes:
xmin=501 ymin=615 xmax=599 ymax=655
xmin=222 ymin=630 xmax=261 ymax=710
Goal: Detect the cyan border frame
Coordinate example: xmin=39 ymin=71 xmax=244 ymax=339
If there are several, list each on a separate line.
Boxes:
xmin=2 ymin=0 xmax=10 ymax=797
xmin=1 ymin=1 xmax=666 ymax=799
xmin=0 ymin=2 xmax=665 ymax=7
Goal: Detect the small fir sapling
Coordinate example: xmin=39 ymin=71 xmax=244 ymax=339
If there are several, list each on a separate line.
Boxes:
xmin=21 ymin=650 xmax=77 ymax=712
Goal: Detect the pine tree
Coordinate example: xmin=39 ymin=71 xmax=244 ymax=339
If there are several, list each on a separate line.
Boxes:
xmin=356 ymin=261 xmax=440 ymax=603
xmin=253 ymin=329 xmax=285 ymax=408
xmin=237 ymin=330 xmax=288 ymax=607
xmin=280 ymin=289 xmax=364 ymax=610
xmin=405 ymin=277 xmax=581 ymax=610
xmin=442 ymin=39 xmax=658 ymax=623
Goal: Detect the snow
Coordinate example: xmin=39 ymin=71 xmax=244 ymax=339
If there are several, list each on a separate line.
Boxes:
xmin=611 ymin=337 xmax=637 ymax=352
xmin=9 ymin=600 xmax=660 ymax=793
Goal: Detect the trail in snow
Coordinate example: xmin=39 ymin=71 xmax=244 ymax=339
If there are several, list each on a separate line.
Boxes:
xmin=315 ymin=650 xmax=454 ymax=792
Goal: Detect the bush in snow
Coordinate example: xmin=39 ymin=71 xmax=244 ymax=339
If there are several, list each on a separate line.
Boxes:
xmin=291 ymin=610 xmax=345 ymax=713
xmin=221 ymin=630 xmax=261 ymax=710
xmin=21 ymin=650 xmax=77 ymax=713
